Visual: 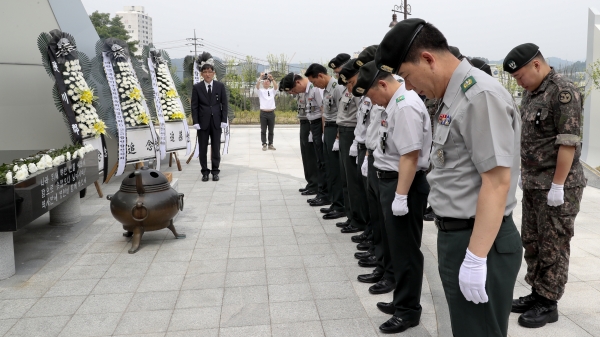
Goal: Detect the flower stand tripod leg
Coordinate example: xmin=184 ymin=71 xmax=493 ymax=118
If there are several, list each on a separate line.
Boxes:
xmin=94 ymin=181 xmax=103 ymax=198
xmin=174 ymin=152 xmax=182 ymax=171
xmin=104 ymin=162 xmax=119 ymax=184
xmin=169 ymin=153 xmax=173 ymax=167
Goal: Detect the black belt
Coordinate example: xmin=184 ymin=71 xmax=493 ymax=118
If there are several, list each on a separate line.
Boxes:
xmin=300 ymin=120 xmax=309 ymax=124
xmin=357 ymin=143 xmax=366 ymax=150
xmin=325 ymin=121 xmax=337 ymax=127
xmin=309 ymin=119 xmax=322 ymax=125
xmin=376 ymin=170 xmax=398 ymax=179
xmin=435 ymin=214 xmax=510 ymax=232
xmin=338 ymin=126 xmax=355 ymax=131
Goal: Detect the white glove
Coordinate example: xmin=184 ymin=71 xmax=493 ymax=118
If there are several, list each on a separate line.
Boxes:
xmin=547 ymin=183 xmax=564 ymax=207
xmin=349 ymin=140 xmax=358 ymax=157
xmin=220 ymin=122 xmax=228 ymax=128
xmin=332 ymin=139 xmax=339 ymax=151
xmin=361 ymin=158 xmax=368 ymax=177
xmin=322 ymin=134 xmax=324 ymax=142
xmin=391 ymin=193 xmax=408 ymax=216
xmin=459 ymin=248 xmax=488 ymax=304
xmin=193 ymin=124 xmax=201 ymax=130
xmin=308 ymin=132 xmax=313 ymax=143
xmin=518 ymin=174 xmax=523 ymax=190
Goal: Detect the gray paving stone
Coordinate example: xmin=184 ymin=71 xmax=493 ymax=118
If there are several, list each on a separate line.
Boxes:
xmin=262 ymin=219 xmax=292 ymax=228
xmin=311 ymin=281 xmax=358 ymax=300
xmin=271 ymin=321 xmax=325 ymax=337
xmin=270 ymin=300 xmax=320 ymax=324
xmin=227 ymin=257 xmax=266 ymax=272
xmin=137 ymin=275 xmax=184 ymax=293
xmin=176 ymin=288 xmax=224 ymax=309
xmin=187 ymin=259 xmax=228 ymax=275
xmin=0 ymin=319 xmax=17 ymax=336
xmin=223 ymin=286 xmax=268 ymax=306
xmin=113 ymin=250 xmax=158 ymax=265
xmin=60 ymin=264 xmax=110 ymax=280
xmin=153 ymin=249 xmax=193 ymax=262
xmin=77 ymin=293 xmax=133 ymax=314
xmin=44 ymin=279 xmax=99 ymax=297
xmin=225 ymin=270 xmax=267 ymax=287
xmin=266 ymin=255 xmax=305 ymax=269
xmin=191 ymin=247 xmax=229 ymax=260
xmin=566 ymin=313 xmax=600 ymax=337
xmin=306 ymin=267 xmax=349 ymax=283
xmin=320 ymin=318 xmax=378 ymax=337
xmin=230 ymin=236 xmax=264 ymax=247
xmin=228 ymin=246 xmax=265 ymax=259
xmin=315 ymin=298 xmax=368 ymax=320
xmin=220 ymin=303 xmax=271 ymax=327
xmin=264 ymin=245 xmax=301 ymax=257
xmin=114 ymin=309 xmax=173 ymax=335
xmin=59 ymin=312 xmax=122 ymax=337
xmin=25 ymin=296 xmax=86 ymax=317
xmin=267 ymin=268 xmax=309 ymax=285
xmin=181 ymin=273 xmax=226 ymax=290
xmin=168 ymin=306 xmax=222 ymax=331
xmin=128 ymin=291 xmax=179 ymax=312
xmin=302 ymin=254 xmax=341 ymax=268
xmin=7 ymin=315 xmax=70 ymax=337
xmin=103 ymin=261 xmax=150 ymax=279
xmin=146 ymin=261 xmax=190 ymax=276
xmin=231 ymin=227 xmax=263 ymax=237
xmin=74 ymin=252 xmax=119 ymax=266
xmin=219 ymin=325 xmax=271 ymax=337
xmin=92 ymin=276 xmax=142 ymax=294
xmin=166 ymin=329 xmax=218 ymax=337
xmin=269 ymin=283 xmax=313 ymax=303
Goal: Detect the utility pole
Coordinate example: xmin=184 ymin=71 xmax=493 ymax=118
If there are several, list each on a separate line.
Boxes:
xmin=186 ymin=29 xmax=203 ymax=57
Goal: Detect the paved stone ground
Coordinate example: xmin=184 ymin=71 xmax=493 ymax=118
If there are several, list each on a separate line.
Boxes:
xmin=1 ymin=125 xmax=599 ymax=337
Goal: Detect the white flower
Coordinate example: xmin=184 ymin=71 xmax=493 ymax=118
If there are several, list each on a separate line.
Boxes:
xmin=43 ymin=155 xmax=53 ymax=167
xmin=78 ymin=148 xmax=86 ymax=158
xmin=5 ymin=172 xmax=13 ymax=184
xmin=84 ymin=144 xmax=94 ymax=153
xmin=66 ymin=152 xmax=71 ymax=160
xmin=14 ymin=169 xmax=28 ymax=181
xmin=36 ymin=160 xmax=45 ymax=170
xmin=13 ymin=165 xmax=18 ymax=172
xmin=20 ymin=164 xmax=27 ymax=172
xmin=28 ymin=163 xmax=38 ymax=174
xmin=52 ymin=156 xmax=62 ymax=167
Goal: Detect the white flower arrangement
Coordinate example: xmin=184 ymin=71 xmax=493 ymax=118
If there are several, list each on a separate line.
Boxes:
xmin=154 ymin=62 xmax=184 ymax=121
xmin=114 ymin=61 xmax=149 ymax=127
xmin=62 ymin=60 xmax=106 ymax=138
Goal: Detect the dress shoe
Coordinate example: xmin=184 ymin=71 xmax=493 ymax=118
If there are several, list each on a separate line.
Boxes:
xmin=202 ymin=175 xmax=209 ymax=182
xmin=307 ymin=197 xmax=318 ymax=203
xmin=356 ymin=240 xmax=372 ymax=251
xmin=302 ymin=190 xmax=317 ymax=196
xmin=354 ymin=251 xmax=371 ymax=259
xmin=357 ymin=270 xmax=383 ymax=283
xmin=369 ymin=278 xmax=394 ymax=294
xmin=320 ymin=207 xmax=334 ymax=214
xmin=309 ymin=199 xmax=332 ymax=207
xmin=512 ymin=293 xmax=538 ymax=313
xmin=212 ymin=174 xmax=219 ymax=181
xmin=358 ymin=255 xmax=378 ymax=267
xmin=299 ymin=188 xmax=308 ymax=193
xmin=323 ymin=210 xmax=345 ymax=220
xmin=377 ymin=301 xmax=395 ymax=315
xmin=518 ymin=301 xmax=559 ymax=328
xmin=351 ymin=232 xmax=368 ymax=243
xmin=423 ymin=206 xmax=436 ymax=222
xmin=379 ymin=315 xmax=419 ymax=334
xmin=336 ymin=220 xmax=350 ymax=228
xmin=341 ymin=225 xmax=361 ymax=234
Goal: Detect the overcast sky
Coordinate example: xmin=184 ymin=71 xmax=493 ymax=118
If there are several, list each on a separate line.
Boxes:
xmin=81 ymin=0 xmax=598 ymax=65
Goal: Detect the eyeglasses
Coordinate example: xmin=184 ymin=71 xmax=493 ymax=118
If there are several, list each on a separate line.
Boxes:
xmin=201 ymin=71 xmax=214 ymax=74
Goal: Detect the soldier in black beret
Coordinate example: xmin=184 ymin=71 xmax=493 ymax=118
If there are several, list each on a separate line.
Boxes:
xmin=328 ymin=53 xmax=351 ymax=75
xmin=504 ymin=43 xmax=586 ymax=329
xmin=470 ymin=58 xmax=492 ymax=76
xmin=376 ymin=19 xmax=522 ymax=337
xmin=281 ymin=72 xmax=320 ymax=198
xmin=448 ymin=45 xmax=464 ymax=61
xmin=353 ymin=45 xmax=378 ymax=70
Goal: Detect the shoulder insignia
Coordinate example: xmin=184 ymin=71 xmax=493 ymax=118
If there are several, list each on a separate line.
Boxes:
xmin=559 ymin=90 xmax=572 ymax=104
xmin=332 ymin=82 xmax=337 ymax=88
xmin=309 ymin=84 xmax=313 ymax=89
xmin=461 ymin=76 xmax=477 ymax=93
xmin=396 ymin=95 xmax=405 ymax=103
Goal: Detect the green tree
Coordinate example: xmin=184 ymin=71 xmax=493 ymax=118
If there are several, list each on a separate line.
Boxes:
xmin=89 ymin=11 xmax=138 ymax=54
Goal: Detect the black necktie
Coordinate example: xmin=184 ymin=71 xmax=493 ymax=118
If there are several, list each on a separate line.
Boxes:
xmin=207 ymin=84 xmax=212 ymax=97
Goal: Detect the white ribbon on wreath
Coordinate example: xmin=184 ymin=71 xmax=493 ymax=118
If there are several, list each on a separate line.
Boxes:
xmin=102 ymin=52 xmax=127 ymax=176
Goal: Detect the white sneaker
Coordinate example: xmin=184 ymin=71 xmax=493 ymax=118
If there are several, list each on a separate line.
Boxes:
xmin=262 ymin=144 xmax=267 ymax=151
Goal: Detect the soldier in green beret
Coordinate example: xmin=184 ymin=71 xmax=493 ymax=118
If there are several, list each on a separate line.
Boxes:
xmin=504 ymin=43 xmax=586 ymax=328
xmin=376 ymin=18 xmax=522 ymax=336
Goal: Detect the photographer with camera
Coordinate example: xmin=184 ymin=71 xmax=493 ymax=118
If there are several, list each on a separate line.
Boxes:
xmin=256 ymin=72 xmax=278 ymax=150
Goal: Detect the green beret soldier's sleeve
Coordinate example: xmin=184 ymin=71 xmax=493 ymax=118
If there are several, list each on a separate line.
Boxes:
xmin=554 ymin=85 xmax=583 ymax=146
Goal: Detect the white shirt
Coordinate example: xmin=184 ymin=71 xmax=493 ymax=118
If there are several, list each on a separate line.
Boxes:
xmin=258 ymin=86 xmax=276 ymax=110
xmin=204 ymin=80 xmax=214 ymax=93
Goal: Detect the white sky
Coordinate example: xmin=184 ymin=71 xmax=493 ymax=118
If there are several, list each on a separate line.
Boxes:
xmin=81 ymin=0 xmax=598 ymax=64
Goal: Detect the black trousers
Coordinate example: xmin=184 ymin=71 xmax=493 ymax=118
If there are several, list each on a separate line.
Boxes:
xmin=357 ymin=146 xmax=371 ymax=237
xmin=338 ymin=126 xmax=367 ymax=229
xmin=378 ymin=171 xmax=429 ymax=321
xmin=323 ymin=124 xmax=344 ymax=212
xmin=299 ymin=120 xmax=318 ymax=192
xmin=367 ymin=153 xmax=392 ymax=279
xmin=198 ymin=116 xmax=222 ymax=175
xmin=260 ymin=110 xmax=275 ymax=145
xmin=309 ymin=119 xmax=328 ymax=200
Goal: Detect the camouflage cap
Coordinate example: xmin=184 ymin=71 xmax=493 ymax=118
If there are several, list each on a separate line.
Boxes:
xmin=338 ymin=59 xmax=359 ymax=85
xmin=375 ymin=18 xmax=426 ymax=73
xmin=328 ymin=53 xmax=351 ymax=69
xmin=503 ymin=43 xmax=539 ymax=74
xmin=352 ymin=61 xmax=379 ymax=97
xmin=470 ymin=58 xmax=492 ymax=76
xmin=280 ymin=72 xmax=296 ymax=92
xmin=354 ymin=45 xmax=378 ymax=70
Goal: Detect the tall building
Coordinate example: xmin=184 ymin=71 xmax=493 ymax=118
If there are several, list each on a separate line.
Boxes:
xmin=115 ymin=6 xmax=153 ymax=54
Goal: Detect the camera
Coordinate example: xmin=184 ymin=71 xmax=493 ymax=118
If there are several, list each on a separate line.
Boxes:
xmin=263 ymin=73 xmax=269 ymax=80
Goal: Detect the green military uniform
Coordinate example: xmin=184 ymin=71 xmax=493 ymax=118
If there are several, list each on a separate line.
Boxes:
xmin=297 ymin=92 xmax=319 ymax=192
xmin=322 ymin=77 xmax=345 ymax=212
xmin=519 ymin=67 xmax=586 ymax=301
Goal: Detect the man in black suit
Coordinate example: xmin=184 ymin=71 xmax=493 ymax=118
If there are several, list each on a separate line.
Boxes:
xmin=191 ymin=63 xmax=228 ymax=181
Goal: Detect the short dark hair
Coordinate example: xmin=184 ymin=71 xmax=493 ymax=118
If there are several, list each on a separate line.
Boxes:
xmin=200 ymin=63 xmax=215 ymax=72
xmin=304 ymin=63 xmax=328 ymax=78
xmin=371 ymin=72 xmax=394 ymax=87
xmin=404 ymin=23 xmax=449 ymax=64
xmin=294 ymin=74 xmax=303 ymax=82
xmin=533 ymin=51 xmax=545 ymax=63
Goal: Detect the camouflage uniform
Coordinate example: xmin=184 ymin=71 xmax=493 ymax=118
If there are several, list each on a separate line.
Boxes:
xmin=520 ymin=68 xmax=587 ymax=301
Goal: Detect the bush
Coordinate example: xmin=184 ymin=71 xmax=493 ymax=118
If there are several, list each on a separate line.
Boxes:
xmin=231 ymin=111 xmax=299 ymax=125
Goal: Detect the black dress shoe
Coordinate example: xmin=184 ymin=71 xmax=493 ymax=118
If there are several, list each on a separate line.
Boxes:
xmin=379 ymin=315 xmax=419 ymax=334
xmin=202 ymin=175 xmax=209 ymax=182
xmin=336 ymin=220 xmax=350 ymax=228
xmin=356 ymin=240 xmax=372 ymax=251
xmin=299 ymin=188 xmax=308 ymax=192
xmin=323 ymin=210 xmax=346 ymax=220
xmin=351 ymin=232 xmax=368 ymax=243
xmin=369 ymin=278 xmax=394 ymax=295
xmin=354 ymin=251 xmax=371 ymax=259
xmin=341 ymin=225 xmax=361 ymax=234
xmin=518 ymin=301 xmax=559 ymax=328
xmin=301 ymin=190 xmax=317 ymax=196
xmin=212 ymin=174 xmax=219 ymax=181
xmin=357 ymin=270 xmax=383 ymax=283
xmin=512 ymin=293 xmax=538 ymax=313
xmin=320 ymin=207 xmax=334 ymax=214
xmin=307 ymin=197 xmax=318 ymax=203
xmin=377 ymin=301 xmax=395 ymax=315
xmin=358 ymin=255 xmax=377 ymax=267
xmin=309 ymin=199 xmax=332 ymax=207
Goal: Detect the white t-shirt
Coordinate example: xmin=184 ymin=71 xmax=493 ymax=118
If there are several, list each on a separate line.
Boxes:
xmin=258 ymin=87 xmax=276 ymax=110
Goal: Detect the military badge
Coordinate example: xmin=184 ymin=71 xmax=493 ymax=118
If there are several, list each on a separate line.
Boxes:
xmin=355 ymin=87 xmax=364 ymax=94
xmin=507 ymin=60 xmax=517 ymax=70
xmin=461 ymin=76 xmax=477 ymax=93
xmin=438 ymin=114 xmax=452 ymax=126
xmin=396 ymin=95 xmax=405 ymax=103
xmin=340 ymin=74 xmax=347 ymax=83
xmin=330 ymin=62 xmax=336 ymax=68
xmin=436 ymin=149 xmax=444 ymax=165
xmin=381 ymin=65 xmax=393 ymax=73
xmin=559 ymin=90 xmax=572 ymax=104
xmin=356 ymin=60 xmax=364 ymax=67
